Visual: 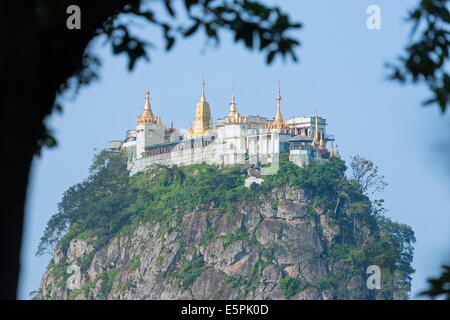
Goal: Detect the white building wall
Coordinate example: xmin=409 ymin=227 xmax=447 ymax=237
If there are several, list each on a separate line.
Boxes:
xmin=122 ymin=140 xmax=137 ymax=167
xmin=285 ymin=116 xmax=326 ymax=137
xmin=136 ymin=123 xmax=165 ymax=159
xmin=125 ymin=118 xmax=329 ymax=175
xmin=128 ymin=128 xmax=288 ymax=175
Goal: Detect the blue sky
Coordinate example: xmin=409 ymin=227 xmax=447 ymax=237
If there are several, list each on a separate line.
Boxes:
xmin=19 ymin=0 xmax=450 ymax=299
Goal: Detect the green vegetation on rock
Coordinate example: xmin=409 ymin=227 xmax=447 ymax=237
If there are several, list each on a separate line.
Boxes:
xmin=97 ymin=269 xmax=119 ymax=300
xmin=37 ymin=150 xmax=415 ymax=300
xmin=279 ymin=276 xmax=302 ymax=298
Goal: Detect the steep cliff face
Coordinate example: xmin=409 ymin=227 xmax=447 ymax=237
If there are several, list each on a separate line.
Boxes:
xmin=36 ymin=152 xmax=414 ymax=300
xmin=39 ymin=186 xmax=373 ymax=300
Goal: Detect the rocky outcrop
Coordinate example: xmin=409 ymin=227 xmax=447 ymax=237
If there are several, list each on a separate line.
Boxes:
xmin=38 ymin=186 xmax=373 ymax=300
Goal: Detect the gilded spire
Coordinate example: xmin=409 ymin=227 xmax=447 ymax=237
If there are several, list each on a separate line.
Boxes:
xmin=313 ymin=113 xmax=319 ymax=146
xmin=275 ymin=87 xmax=283 ymax=121
xmin=144 ymin=89 xmax=152 ymax=113
xmin=229 ymin=95 xmax=237 ymax=116
xmin=227 ymin=94 xmax=242 ymax=123
xmin=335 ymin=144 xmax=341 ymax=159
xmin=137 ymin=89 xmax=159 ymax=125
xmin=329 ymin=141 xmax=335 ymax=158
xmin=200 ymin=80 xmax=206 ymax=102
xmin=268 ymin=86 xmax=287 ymax=130
xmin=319 ymin=131 xmax=325 ymax=147
xmin=189 ymin=80 xmax=212 ymax=137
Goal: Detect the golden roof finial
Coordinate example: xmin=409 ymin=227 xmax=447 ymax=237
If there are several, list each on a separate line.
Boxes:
xmin=275 ymin=85 xmax=283 ymax=121
xmin=144 ymin=89 xmax=151 ymax=111
xmin=335 ymin=144 xmax=341 ymax=159
xmin=268 ymin=84 xmax=288 ymax=130
xmin=228 ymin=94 xmax=237 ymax=117
xmin=200 ymin=79 xmax=206 ymax=102
xmin=137 ymin=88 xmax=157 ymax=125
xmin=225 ymin=94 xmax=243 ymax=124
xmin=313 ymin=113 xmax=319 ymax=146
xmin=319 ymin=131 xmax=325 ymax=147
xmin=329 ymin=141 xmax=335 ymax=158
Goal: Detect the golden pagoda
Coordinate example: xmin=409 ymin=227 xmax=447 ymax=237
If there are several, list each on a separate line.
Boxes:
xmin=223 ymin=95 xmax=245 ymax=124
xmin=137 ymin=89 xmax=160 ymax=125
xmin=319 ymin=131 xmax=325 ymax=148
xmin=188 ymin=80 xmax=213 ymax=137
xmin=267 ymin=88 xmax=288 ymax=130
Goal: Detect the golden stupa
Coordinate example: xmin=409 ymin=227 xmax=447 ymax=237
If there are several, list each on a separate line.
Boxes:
xmin=188 ymin=81 xmax=213 ymax=137
xmin=223 ymin=95 xmax=246 ymax=124
xmin=267 ymin=88 xmax=289 ymax=130
xmin=137 ymin=89 xmax=160 ymax=125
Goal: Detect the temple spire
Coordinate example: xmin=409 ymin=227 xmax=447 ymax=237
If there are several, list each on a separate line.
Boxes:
xmin=268 ymin=85 xmax=288 ymax=130
xmin=329 ymin=141 xmax=335 ymax=157
xmin=226 ymin=94 xmax=242 ymax=123
xmin=144 ymin=89 xmax=151 ymax=111
xmin=189 ymin=80 xmax=212 ymax=137
xmin=275 ymin=86 xmax=283 ymax=121
xmin=335 ymin=144 xmax=341 ymax=158
xmin=319 ymin=131 xmax=325 ymax=147
xmin=228 ymin=94 xmax=237 ymax=116
xmin=137 ymin=88 xmax=158 ymax=125
xmin=200 ymin=80 xmax=206 ymax=102
xmin=313 ymin=113 xmax=319 ymax=146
